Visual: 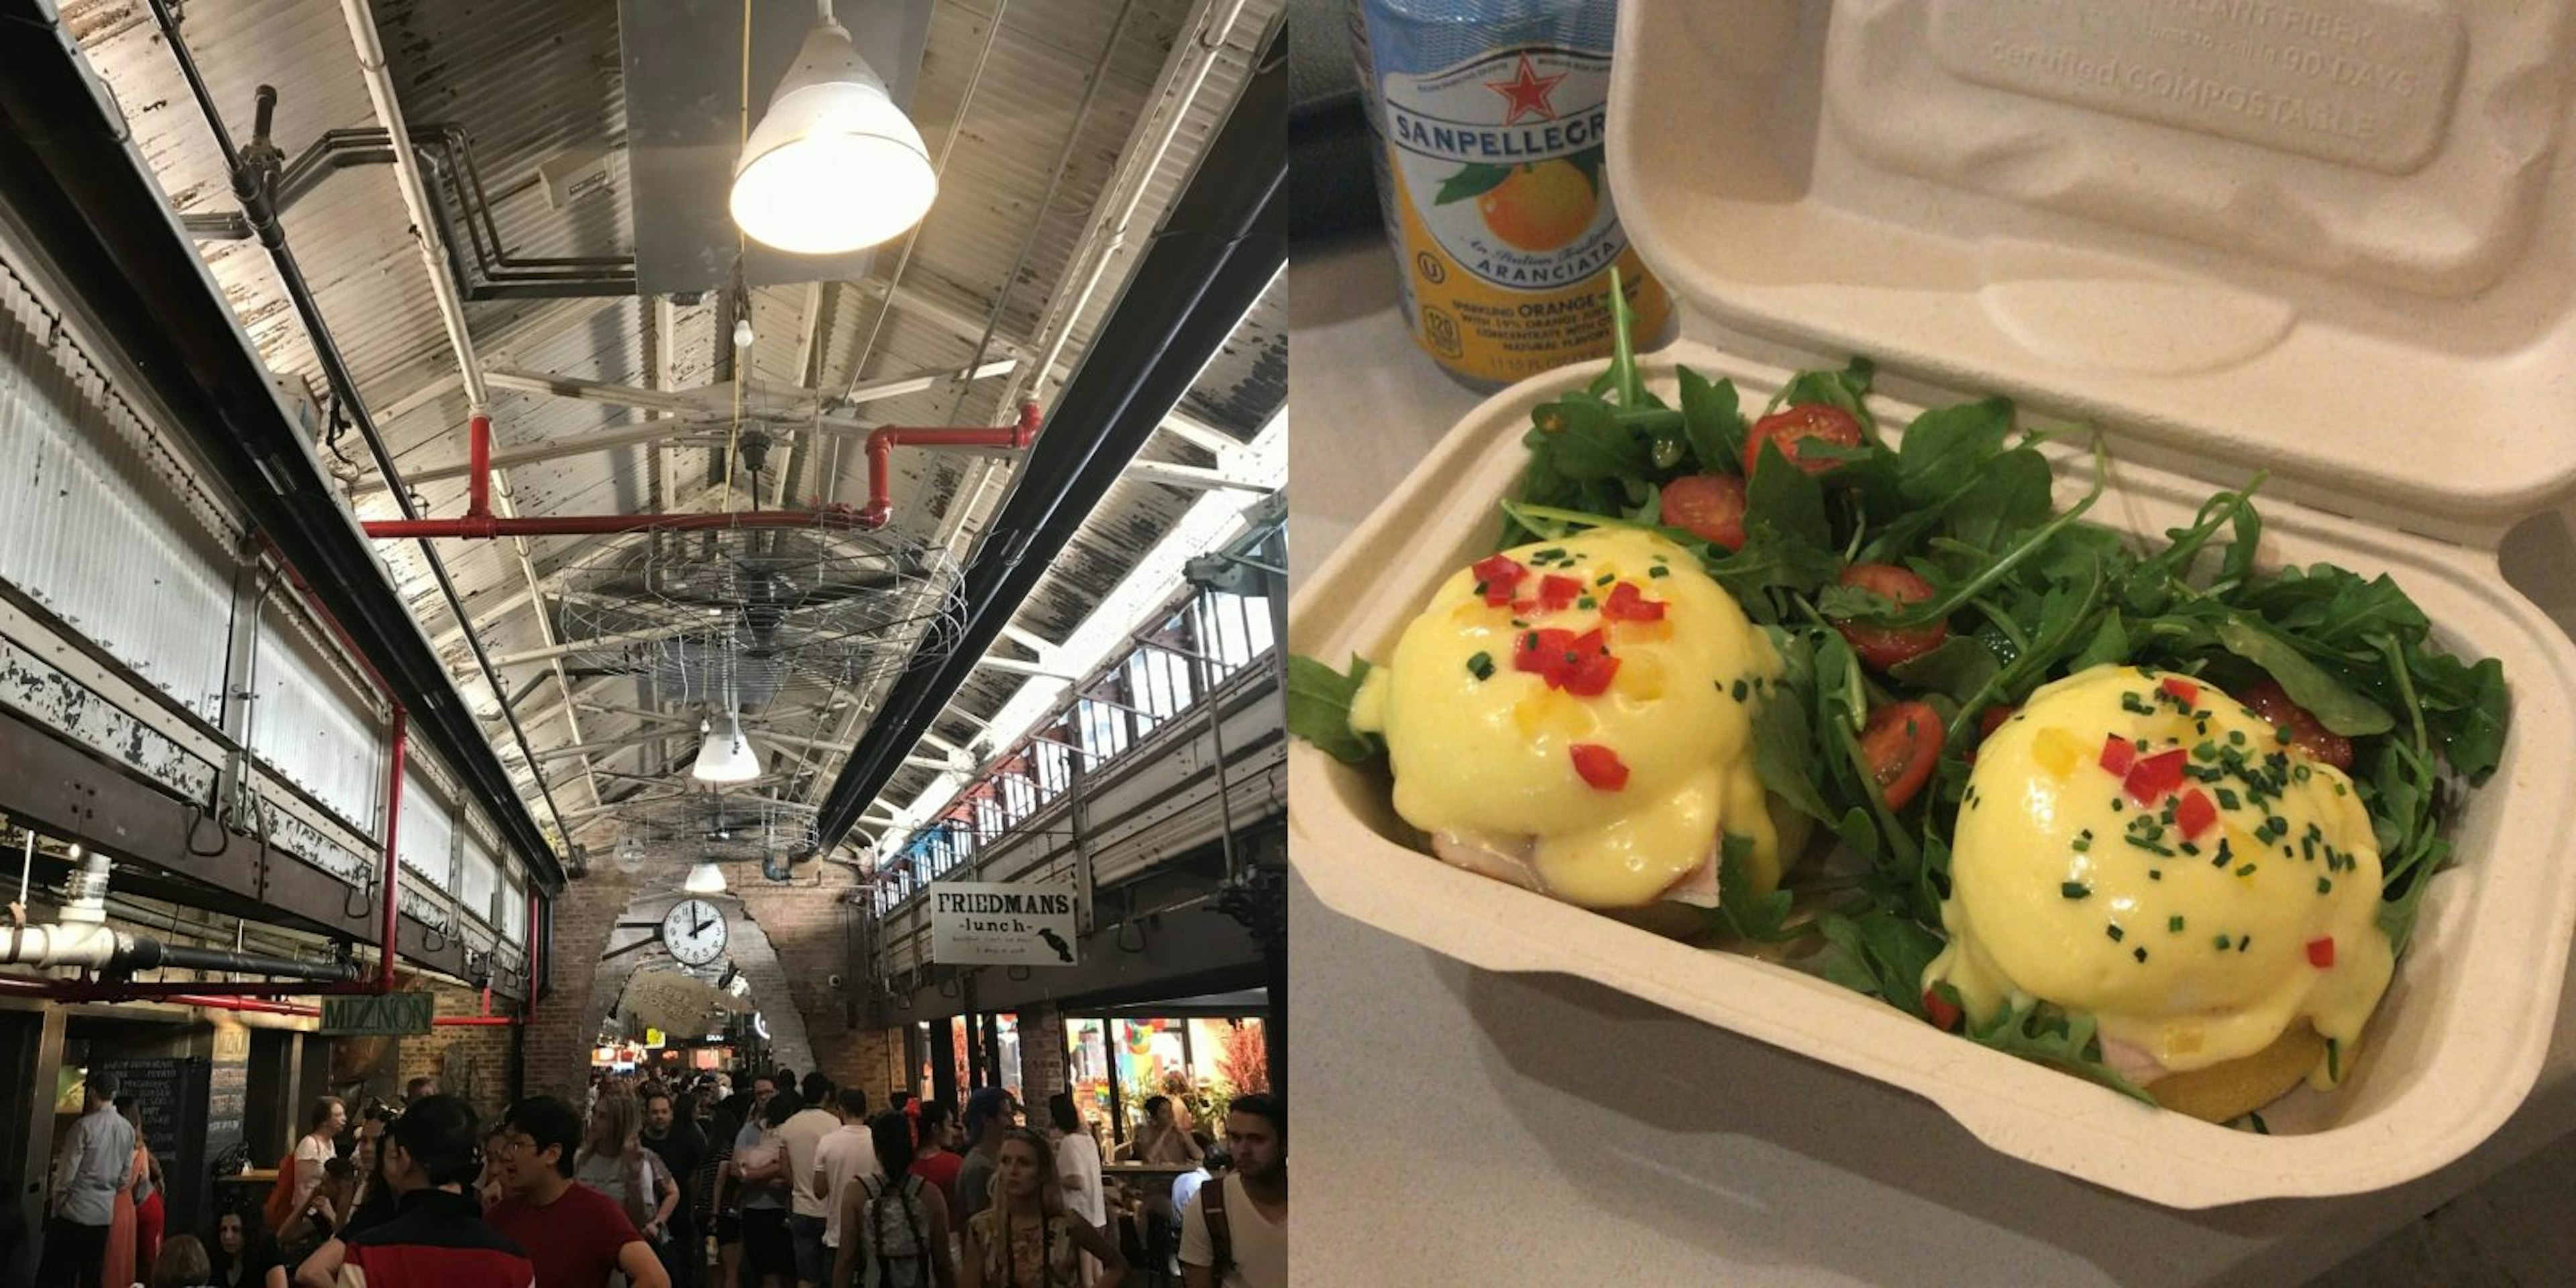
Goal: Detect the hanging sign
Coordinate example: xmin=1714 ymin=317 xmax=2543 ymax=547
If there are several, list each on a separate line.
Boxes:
xmin=319 ymin=991 xmax=435 ymax=1036
xmin=928 ymin=881 xmax=1081 ymax=967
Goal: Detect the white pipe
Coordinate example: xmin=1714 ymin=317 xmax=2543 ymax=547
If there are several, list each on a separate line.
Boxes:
xmin=59 ymin=845 xmax=110 ymax=924
xmin=337 ymin=0 xmax=489 ymax=411
xmin=0 ymin=921 xmax=121 ymax=969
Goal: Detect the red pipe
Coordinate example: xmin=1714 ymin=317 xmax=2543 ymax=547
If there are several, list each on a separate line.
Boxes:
xmin=466 ymin=413 xmax=492 ymax=519
xmin=360 ymin=403 xmax=1043 ymax=539
xmin=861 ymin=402 xmax=1044 ymax=527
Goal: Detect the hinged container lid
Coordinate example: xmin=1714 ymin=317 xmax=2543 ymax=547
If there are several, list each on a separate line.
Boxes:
xmin=1607 ymin=0 xmax=2576 ymax=529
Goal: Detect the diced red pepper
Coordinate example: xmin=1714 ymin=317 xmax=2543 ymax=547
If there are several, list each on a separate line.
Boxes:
xmin=2123 ymin=748 xmax=2188 ymax=805
xmin=1472 ymin=554 xmax=1525 ymax=606
xmin=2099 ymin=735 xmax=2136 ymax=777
xmin=2307 ymin=936 xmax=2336 ymax=969
xmin=1600 ymin=582 xmax=1666 ymax=623
xmin=2173 ymin=788 xmax=2218 ymax=841
xmin=1921 ymin=988 xmax=1963 ymax=1032
xmin=1512 ymin=628 xmax=1574 ymax=676
xmin=1538 ymin=574 xmax=1584 ymax=612
xmin=1569 ymin=743 xmax=1629 ymax=790
xmin=2159 ymin=676 xmax=2200 ymax=707
xmin=1558 ymin=628 xmax=1619 ymax=696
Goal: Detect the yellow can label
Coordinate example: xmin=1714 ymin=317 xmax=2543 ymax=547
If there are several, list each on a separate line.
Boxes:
xmin=1377 ymin=46 xmax=1669 ymax=384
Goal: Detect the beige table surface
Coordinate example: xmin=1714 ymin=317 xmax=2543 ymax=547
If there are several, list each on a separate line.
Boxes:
xmin=1285 ymin=230 xmax=2576 ymax=1286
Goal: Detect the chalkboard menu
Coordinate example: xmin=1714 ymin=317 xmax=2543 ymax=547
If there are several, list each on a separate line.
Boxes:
xmin=207 ymin=1026 xmax=249 ymax=1159
xmin=95 ymin=1056 xmax=212 ymax=1235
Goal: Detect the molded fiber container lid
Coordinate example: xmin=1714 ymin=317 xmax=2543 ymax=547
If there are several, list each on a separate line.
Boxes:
xmin=1605 ymin=0 xmax=2576 ymax=531
xmin=1287 ymin=343 xmax=2576 ymax=1206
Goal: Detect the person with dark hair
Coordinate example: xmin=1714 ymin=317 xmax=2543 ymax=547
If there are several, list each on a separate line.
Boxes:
xmin=1128 ymin=1097 xmax=1199 ymax=1167
xmin=906 ymin=1102 xmax=963 ymax=1218
xmin=729 ymin=1090 xmax=801 ymax=1288
xmin=1177 ymin=1094 xmax=1283 ymax=1288
xmin=641 ymin=1088 xmax=706 ymax=1288
xmin=343 ymin=1105 xmax=400 ymax=1240
xmin=278 ymin=1155 xmax=358 ymax=1267
xmin=484 ymin=1095 xmax=667 ymax=1288
xmin=292 ymin=1094 xmax=534 ymax=1288
xmin=705 ymin=1090 xmax=757 ymax=1288
xmin=810 ymin=1087 xmax=877 ymax=1277
xmin=402 ymin=1077 xmax=437 ymax=1106
xmin=285 ymin=1097 xmax=347 ymax=1222
xmin=782 ymin=1081 xmax=845 ymax=1288
xmin=957 ymin=1128 xmax=1126 ymax=1288
xmin=207 ymin=1210 xmax=286 ymax=1288
xmin=833 ymin=1112 xmax=951 ymax=1288
xmin=1043 ymin=1094 xmax=1106 ymax=1253
xmin=949 ymin=1088 xmax=1012 ymax=1235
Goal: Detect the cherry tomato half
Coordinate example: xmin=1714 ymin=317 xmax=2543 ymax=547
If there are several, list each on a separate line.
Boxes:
xmin=1861 ymin=700 xmax=1943 ymax=811
xmin=1743 ymin=403 xmax=1865 ymax=478
xmin=1659 ymin=473 xmax=1748 ymax=551
xmin=2239 ymin=678 xmax=2355 ymax=771
xmin=1832 ymin=563 xmax=1948 ymax=672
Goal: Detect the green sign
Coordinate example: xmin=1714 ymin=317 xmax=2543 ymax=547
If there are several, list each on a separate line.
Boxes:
xmin=319 ymin=992 xmax=435 ymax=1036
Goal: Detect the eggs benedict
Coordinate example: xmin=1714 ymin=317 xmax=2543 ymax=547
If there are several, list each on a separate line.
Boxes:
xmin=1926 ymin=664 xmax=2395 ymax=1120
xmin=1346 ymin=528 xmax=1792 ymax=910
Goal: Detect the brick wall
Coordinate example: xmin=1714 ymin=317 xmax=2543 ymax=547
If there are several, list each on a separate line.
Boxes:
xmin=1020 ymin=1001 xmax=1067 ymax=1105
xmin=397 ymin=978 xmax=516 ymax=1122
xmin=523 ymin=867 xmax=639 ymax=1102
xmin=735 ymin=873 xmax=900 ymax=1099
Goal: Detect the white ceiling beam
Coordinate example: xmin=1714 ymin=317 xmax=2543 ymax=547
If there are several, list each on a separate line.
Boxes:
xmin=1156 ymin=409 xmax=1241 ymax=455
xmin=973 ymin=655 xmax=1079 ymax=680
xmin=1122 ymin=459 xmax=1277 ymax=494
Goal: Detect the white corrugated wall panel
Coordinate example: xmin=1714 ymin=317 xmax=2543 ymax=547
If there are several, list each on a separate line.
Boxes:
xmin=251 ymin=608 xmax=389 ymax=832
xmin=396 ymin=768 xmax=457 ymax=883
xmin=0 ymin=261 xmax=237 ymax=725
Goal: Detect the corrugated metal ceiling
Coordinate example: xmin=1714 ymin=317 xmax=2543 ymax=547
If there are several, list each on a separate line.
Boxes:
xmin=70 ymin=0 xmax=1283 ymax=865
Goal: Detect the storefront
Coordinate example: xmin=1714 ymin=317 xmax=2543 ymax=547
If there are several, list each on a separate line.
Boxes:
xmin=1063 ymin=992 xmax=1270 ymax=1150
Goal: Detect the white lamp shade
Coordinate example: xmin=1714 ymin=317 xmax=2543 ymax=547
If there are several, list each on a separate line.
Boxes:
xmin=730 ymin=21 xmax=936 ymax=256
xmin=692 ymin=714 xmax=761 ymax=784
xmin=684 ymin=862 xmax=728 ymax=895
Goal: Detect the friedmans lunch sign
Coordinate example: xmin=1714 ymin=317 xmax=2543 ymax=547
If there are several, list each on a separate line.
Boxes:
xmin=928 ymin=881 xmax=1081 ymax=967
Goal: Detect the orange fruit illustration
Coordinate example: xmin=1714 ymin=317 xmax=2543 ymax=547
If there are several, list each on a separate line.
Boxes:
xmin=1475 ymin=159 xmax=1597 ymax=253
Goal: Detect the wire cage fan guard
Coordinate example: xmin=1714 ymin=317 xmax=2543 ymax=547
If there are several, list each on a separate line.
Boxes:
xmin=555 ymin=514 xmax=967 ymax=700
xmin=611 ymin=791 xmax=820 ymax=865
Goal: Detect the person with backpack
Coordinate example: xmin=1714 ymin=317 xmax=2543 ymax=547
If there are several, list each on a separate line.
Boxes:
xmin=1177 ymin=1095 xmax=1283 ymax=1288
xmin=829 ymin=1112 xmax=950 ymax=1288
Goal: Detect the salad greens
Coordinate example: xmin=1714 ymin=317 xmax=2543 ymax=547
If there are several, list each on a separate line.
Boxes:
xmin=1290 ymin=278 xmax=2510 ymax=1102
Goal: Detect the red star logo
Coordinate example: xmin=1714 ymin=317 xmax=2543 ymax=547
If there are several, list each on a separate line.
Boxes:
xmin=1484 ymin=54 xmax=1567 ymax=127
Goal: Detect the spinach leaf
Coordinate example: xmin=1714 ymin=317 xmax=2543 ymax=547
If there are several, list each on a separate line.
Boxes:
xmin=1286 ymin=654 xmax=1383 ymax=765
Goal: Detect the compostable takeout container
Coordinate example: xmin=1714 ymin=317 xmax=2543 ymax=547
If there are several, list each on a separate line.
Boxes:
xmin=1288 ymin=0 xmax=2576 ymax=1206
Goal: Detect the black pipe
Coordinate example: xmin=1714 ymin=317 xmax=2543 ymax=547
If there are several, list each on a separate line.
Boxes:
xmin=809 ymin=19 xmax=1287 ymax=850
xmin=148 ymin=21 xmax=583 ymax=876
xmin=117 ymin=937 xmax=365 ymax=983
xmin=0 ymin=3 xmax=568 ymax=889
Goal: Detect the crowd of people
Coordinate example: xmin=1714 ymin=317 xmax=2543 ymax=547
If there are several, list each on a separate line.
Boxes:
xmin=21 ymin=1065 xmax=1285 ymax=1288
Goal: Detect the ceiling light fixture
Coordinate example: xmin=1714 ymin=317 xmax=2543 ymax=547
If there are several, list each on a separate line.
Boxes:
xmin=729 ymin=0 xmax=936 ymax=256
xmin=691 ymin=714 xmax=761 ymax=784
xmin=684 ymin=861 xmax=728 ymax=894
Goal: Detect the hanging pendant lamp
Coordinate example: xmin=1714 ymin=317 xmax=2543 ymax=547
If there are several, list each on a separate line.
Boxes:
xmin=729 ymin=1 xmax=936 ymax=255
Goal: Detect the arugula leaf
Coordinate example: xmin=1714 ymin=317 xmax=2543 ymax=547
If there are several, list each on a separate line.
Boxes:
xmin=1896 ymin=396 xmax=2016 ymax=503
xmin=1887 ymin=636 xmax=2004 ymax=702
xmin=1704 ymin=833 xmax=1798 ymax=943
xmin=1960 ymin=996 xmax=2155 ymax=1105
xmin=1540 ymin=398 xmax=1656 ymax=482
xmin=1605 ymin=265 xmax=1645 ymax=410
xmin=2214 ymin=618 xmax=2394 ymax=736
xmin=1744 ymin=441 xmax=1832 ymax=551
xmin=1815 ymin=906 xmax=1946 ymax=1018
xmin=1676 ymin=368 xmax=1747 ymax=476
xmin=1285 ymin=654 xmax=1382 ymax=765
xmin=1943 ymin=447 xmax=2055 ymax=552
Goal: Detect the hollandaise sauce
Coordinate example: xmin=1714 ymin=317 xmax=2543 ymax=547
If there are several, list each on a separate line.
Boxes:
xmin=1348 ymin=529 xmax=1782 ymax=908
xmin=1927 ymin=665 xmax=2395 ymax=1089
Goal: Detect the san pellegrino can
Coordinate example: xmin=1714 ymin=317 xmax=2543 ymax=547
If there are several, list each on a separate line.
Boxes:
xmin=1349 ymin=0 xmax=1670 ymax=388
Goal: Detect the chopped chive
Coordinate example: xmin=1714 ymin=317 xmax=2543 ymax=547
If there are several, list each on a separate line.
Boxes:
xmin=2292 ymin=763 xmax=2312 ymax=782
xmin=2235 ymin=863 xmax=2257 ymax=877
xmin=2317 ymin=876 xmax=2332 ymax=894
xmin=2147 ymin=869 xmax=2162 ymax=880
xmin=2238 ymin=935 xmax=2251 ymax=953
xmin=2169 ymin=915 xmax=2186 ymax=932
xmin=2061 ymin=881 xmax=2092 ymax=900
xmin=2106 ymin=923 xmax=2125 ymax=942
xmin=2332 ymin=782 xmax=2346 ymax=796
xmin=2215 ymin=788 xmax=2239 ymax=810
xmin=2228 ymin=730 xmax=2247 ymax=745
xmin=2246 ymin=1112 xmax=2270 ymax=1135
xmin=1648 ymin=566 xmax=1669 ymax=578
xmin=1466 ymin=652 xmax=1495 ymax=681
xmin=2134 ymin=947 xmax=2149 ymax=963
xmin=2192 ymin=741 xmax=2218 ymax=761
xmin=2071 ymin=835 xmax=2092 ymax=853
xmin=1576 ymin=596 xmax=1597 ymax=610
xmin=2215 ymin=934 xmax=2231 ymax=949
xmin=2326 ymin=1038 xmax=2341 ymax=1081
xmin=1595 ymin=573 xmax=1616 ymax=587
xmin=1731 ymin=679 xmax=1749 ymax=702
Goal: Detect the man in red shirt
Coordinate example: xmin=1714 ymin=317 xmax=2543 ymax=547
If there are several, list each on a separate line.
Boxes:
xmin=291 ymin=1095 xmax=532 ymax=1288
xmin=484 ymin=1096 xmax=668 ymax=1288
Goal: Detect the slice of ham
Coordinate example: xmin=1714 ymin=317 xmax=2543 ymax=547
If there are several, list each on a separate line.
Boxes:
xmin=1430 ymin=830 xmax=1721 ymax=908
xmin=2097 ymin=1034 xmax=2169 ymax=1087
